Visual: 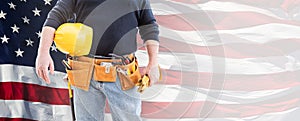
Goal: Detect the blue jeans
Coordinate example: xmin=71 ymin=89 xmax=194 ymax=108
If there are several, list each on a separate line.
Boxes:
xmin=73 ymin=76 xmax=142 ymax=121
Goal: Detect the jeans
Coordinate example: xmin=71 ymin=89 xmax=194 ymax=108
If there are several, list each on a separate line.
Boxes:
xmin=73 ymin=76 xmax=142 ymax=121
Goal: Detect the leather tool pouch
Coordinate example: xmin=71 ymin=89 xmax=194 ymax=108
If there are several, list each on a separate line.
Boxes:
xmin=93 ymin=61 xmax=117 ymax=82
xmin=118 ymin=57 xmax=141 ymax=90
xmin=117 ymin=68 xmax=135 ymax=90
xmin=128 ymin=62 xmax=141 ymax=85
xmin=66 ymin=58 xmax=93 ymax=91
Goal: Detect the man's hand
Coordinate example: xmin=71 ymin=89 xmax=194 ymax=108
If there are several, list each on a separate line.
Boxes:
xmin=35 ymin=53 xmax=55 ymax=84
xmin=35 ymin=26 xmax=56 ymax=84
xmin=143 ymin=63 xmax=160 ymax=86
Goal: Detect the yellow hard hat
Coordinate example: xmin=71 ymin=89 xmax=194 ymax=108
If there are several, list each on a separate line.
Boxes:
xmin=54 ymin=23 xmax=93 ymax=56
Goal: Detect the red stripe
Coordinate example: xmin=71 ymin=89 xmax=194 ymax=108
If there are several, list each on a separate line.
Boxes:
xmin=0 ymin=82 xmax=69 ymax=105
xmin=0 ymin=118 xmax=35 ymax=121
xmin=141 ymin=98 xmax=300 ymax=118
xmin=155 ymin=12 xmax=300 ymax=31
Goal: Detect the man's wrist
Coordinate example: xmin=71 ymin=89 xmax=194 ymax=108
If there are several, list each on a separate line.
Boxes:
xmin=148 ymin=59 xmax=158 ymax=65
xmin=37 ymin=48 xmax=50 ymax=56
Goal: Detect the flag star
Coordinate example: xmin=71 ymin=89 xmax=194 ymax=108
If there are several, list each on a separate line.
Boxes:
xmin=36 ymin=31 xmax=41 ymax=38
xmin=15 ymin=48 xmax=24 ymax=57
xmin=20 ymin=0 xmax=27 ymax=2
xmin=8 ymin=2 xmax=16 ymax=10
xmin=22 ymin=16 xmax=30 ymax=24
xmin=44 ymin=0 xmax=52 ymax=5
xmin=11 ymin=24 xmax=20 ymax=33
xmin=1 ymin=35 xmax=10 ymax=44
xmin=51 ymin=44 xmax=57 ymax=52
xmin=32 ymin=7 xmax=41 ymax=16
xmin=0 ymin=10 xmax=7 ymax=19
xmin=25 ymin=38 xmax=34 ymax=47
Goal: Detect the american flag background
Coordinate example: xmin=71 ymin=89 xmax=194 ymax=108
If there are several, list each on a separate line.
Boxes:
xmin=1 ymin=0 xmax=300 ymax=121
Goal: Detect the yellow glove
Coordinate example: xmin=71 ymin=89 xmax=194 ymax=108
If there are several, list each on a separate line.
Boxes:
xmin=136 ymin=74 xmax=150 ymax=93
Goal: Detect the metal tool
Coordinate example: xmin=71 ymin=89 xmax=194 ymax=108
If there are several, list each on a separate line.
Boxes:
xmin=62 ymin=60 xmax=72 ymax=70
xmin=109 ymin=53 xmax=131 ymax=65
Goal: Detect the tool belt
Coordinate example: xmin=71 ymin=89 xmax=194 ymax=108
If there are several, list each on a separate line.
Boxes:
xmin=64 ymin=54 xmax=145 ymax=92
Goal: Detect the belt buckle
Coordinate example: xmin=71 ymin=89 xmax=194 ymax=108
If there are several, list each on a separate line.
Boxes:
xmin=101 ymin=62 xmax=112 ymax=73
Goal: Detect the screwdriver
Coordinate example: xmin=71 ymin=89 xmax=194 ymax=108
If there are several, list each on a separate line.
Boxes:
xmin=62 ymin=60 xmax=72 ymax=70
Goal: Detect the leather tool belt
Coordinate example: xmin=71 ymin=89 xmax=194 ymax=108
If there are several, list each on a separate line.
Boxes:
xmin=64 ymin=54 xmax=142 ymax=91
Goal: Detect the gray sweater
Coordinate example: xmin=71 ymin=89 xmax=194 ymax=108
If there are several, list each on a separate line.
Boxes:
xmin=44 ymin=0 xmax=159 ymax=56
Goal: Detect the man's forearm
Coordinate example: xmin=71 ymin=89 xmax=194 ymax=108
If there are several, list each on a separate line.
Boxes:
xmin=35 ymin=26 xmax=56 ymax=83
xmin=38 ymin=26 xmax=56 ymax=54
xmin=145 ymin=40 xmax=159 ymax=65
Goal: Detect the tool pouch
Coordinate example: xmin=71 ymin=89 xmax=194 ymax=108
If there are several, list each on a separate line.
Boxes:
xmin=118 ymin=58 xmax=141 ymax=90
xmin=117 ymin=68 xmax=135 ymax=90
xmin=66 ymin=58 xmax=93 ymax=91
xmin=126 ymin=58 xmax=141 ymax=84
xmin=93 ymin=62 xmax=117 ymax=82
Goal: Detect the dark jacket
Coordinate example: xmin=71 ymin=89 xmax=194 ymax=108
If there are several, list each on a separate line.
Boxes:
xmin=44 ymin=0 xmax=159 ymax=56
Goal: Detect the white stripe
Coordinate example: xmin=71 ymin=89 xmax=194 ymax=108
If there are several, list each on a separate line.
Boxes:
xmin=158 ymin=24 xmax=300 ymax=47
xmin=215 ymin=87 xmax=300 ymax=104
xmin=241 ymin=107 xmax=299 ymax=121
xmin=136 ymin=50 xmax=300 ymax=74
xmin=152 ymin=3 xmax=182 ymax=15
xmin=217 ymin=23 xmax=300 ymax=43
xmin=0 ymin=99 xmax=72 ymax=120
xmin=218 ymin=88 xmax=289 ymax=99
xmin=197 ymin=1 xmax=282 ymax=19
xmin=151 ymin=1 xmax=282 ymax=20
xmin=0 ymin=64 xmax=68 ymax=89
xmin=142 ymin=85 xmax=208 ymax=103
xmin=159 ymin=26 xmax=209 ymax=46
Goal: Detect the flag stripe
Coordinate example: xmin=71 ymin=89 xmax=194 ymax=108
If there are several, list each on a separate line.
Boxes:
xmin=169 ymin=0 xmax=300 ymax=10
xmin=138 ymin=37 xmax=300 ymax=58
xmin=0 ymin=64 xmax=68 ymax=89
xmin=157 ymin=24 xmax=300 ymax=47
xmin=1 ymin=99 xmax=298 ymax=119
xmin=0 ymin=100 xmax=71 ymax=120
xmin=0 ymin=82 xmax=69 ymax=105
xmin=106 ymin=107 xmax=300 ymax=120
xmin=156 ymin=70 xmax=300 ymax=91
xmin=155 ymin=13 xmax=300 ymax=31
xmin=141 ymin=99 xmax=300 ymax=118
xmin=136 ymin=50 xmax=300 ymax=74
xmin=0 ymin=118 xmax=35 ymax=121
xmin=0 ymin=80 xmax=297 ymax=105
xmin=141 ymin=85 xmax=299 ymax=104
xmin=151 ymin=1 xmax=283 ymax=19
